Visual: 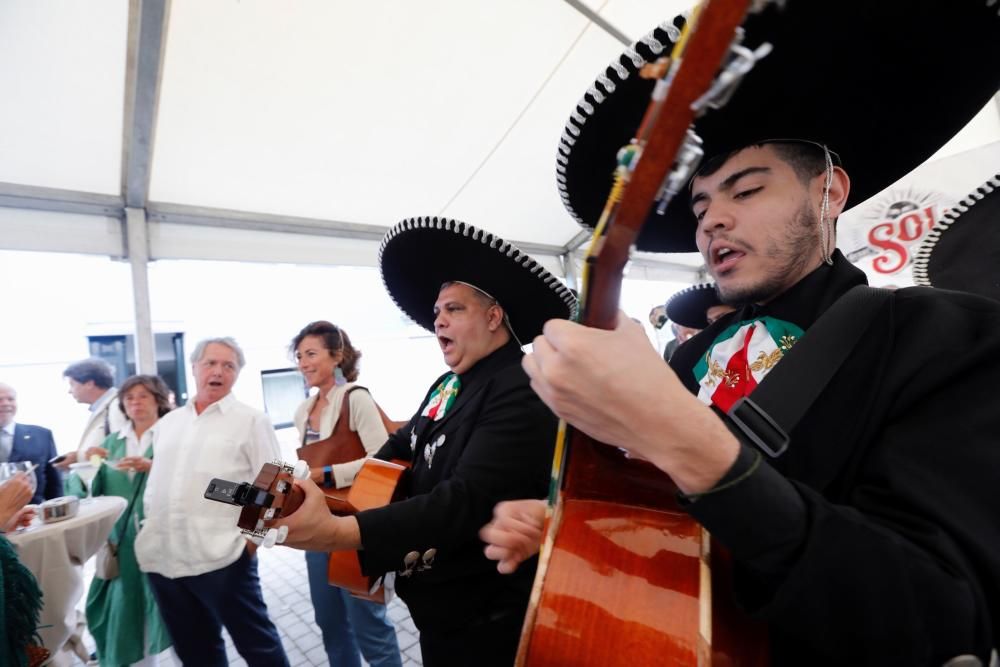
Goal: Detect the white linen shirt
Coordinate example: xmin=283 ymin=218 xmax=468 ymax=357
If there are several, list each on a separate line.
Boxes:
xmin=134 ymin=393 xmax=281 ymax=578
xmin=292 ymin=383 xmax=389 ymax=489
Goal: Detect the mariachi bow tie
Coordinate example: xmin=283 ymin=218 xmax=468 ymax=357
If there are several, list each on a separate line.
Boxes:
xmin=421 ymin=373 xmax=461 ymax=422
xmin=693 ymin=316 xmax=804 ymax=413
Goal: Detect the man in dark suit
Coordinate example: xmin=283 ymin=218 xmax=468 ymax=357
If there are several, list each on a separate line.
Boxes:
xmin=0 ymin=382 xmax=62 ymax=504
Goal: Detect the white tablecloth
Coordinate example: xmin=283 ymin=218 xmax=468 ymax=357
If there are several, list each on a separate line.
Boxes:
xmin=9 ymin=495 xmax=127 ymax=666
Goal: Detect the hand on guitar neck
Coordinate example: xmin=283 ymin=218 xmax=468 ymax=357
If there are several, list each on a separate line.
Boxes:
xmin=269 ymin=475 xmax=362 ymax=552
xmin=205 ymin=458 xmax=409 ymax=603
xmin=204 ymin=458 xmax=409 ymax=552
xmin=524 ymin=311 xmax=740 ymax=496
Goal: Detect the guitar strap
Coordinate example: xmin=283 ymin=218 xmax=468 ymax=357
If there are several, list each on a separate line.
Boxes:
xmin=725 ymin=285 xmax=892 ymax=457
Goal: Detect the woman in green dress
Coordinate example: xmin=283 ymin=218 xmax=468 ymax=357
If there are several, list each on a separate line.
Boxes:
xmin=86 ymin=374 xmax=173 ymax=666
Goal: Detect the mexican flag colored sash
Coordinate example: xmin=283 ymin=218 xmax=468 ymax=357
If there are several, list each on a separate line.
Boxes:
xmin=693 ymin=316 xmax=804 ymax=412
xmin=421 ymin=373 xmax=461 ymax=422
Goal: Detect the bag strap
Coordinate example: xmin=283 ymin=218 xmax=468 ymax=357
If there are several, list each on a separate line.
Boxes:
xmin=333 ymin=386 xmax=366 ymax=435
xmin=302 ymin=386 xmax=362 ymax=446
xmin=726 ymin=285 xmax=892 ymax=457
xmin=108 ymin=463 xmax=149 ymax=545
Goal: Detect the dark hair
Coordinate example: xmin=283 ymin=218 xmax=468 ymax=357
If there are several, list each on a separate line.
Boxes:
xmin=118 ymin=374 xmax=173 ymax=419
xmin=697 ymin=141 xmax=829 ymax=186
xmin=289 ymin=321 xmax=361 ymax=382
xmin=63 ymin=358 xmax=115 ymax=389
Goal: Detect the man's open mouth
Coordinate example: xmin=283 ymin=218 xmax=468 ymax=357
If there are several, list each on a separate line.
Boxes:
xmin=712 ymin=243 xmax=746 ymax=273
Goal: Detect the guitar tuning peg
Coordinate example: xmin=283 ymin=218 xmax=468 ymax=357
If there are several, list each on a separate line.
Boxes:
xmin=274 ymin=525 xmax=289 ymax=544
xmin=262 ymin=528 xmax=279 ymax=549
xmin=292 ymin=460 xmax=310 ymax=481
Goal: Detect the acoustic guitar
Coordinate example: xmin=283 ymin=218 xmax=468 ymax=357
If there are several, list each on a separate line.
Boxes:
xmin=204 ymin=456 xmax=409 ymax=602
xmin=519 ymin=1 xmax=770 ymax=664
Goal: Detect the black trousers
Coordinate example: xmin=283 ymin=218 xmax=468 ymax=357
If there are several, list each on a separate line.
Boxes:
xmin=147 ymin=548 xmax=289 ymax=667
xmin=417 ymin=609 xmax=524 ymax=667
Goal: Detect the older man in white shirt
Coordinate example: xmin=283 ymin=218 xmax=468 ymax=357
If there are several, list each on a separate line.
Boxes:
xmin=135 ymin=337 xmax=289 ymax=667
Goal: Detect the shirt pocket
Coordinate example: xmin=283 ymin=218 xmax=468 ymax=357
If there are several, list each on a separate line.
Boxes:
xmin=190 ymin=436 xmax=245 ymax=487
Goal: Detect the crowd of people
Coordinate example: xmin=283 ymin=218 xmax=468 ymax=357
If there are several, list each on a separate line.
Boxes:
xmin=0 ymin=229 xmax=577 ymax=667
xmin=1 ymin=3 xmax=997 ymax=666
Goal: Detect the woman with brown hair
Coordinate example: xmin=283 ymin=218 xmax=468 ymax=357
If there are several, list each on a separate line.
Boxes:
xmin=290 ymin=321 xmax=401 ymax=667
xmin=85 ymin=374 xmax=173 ymax=666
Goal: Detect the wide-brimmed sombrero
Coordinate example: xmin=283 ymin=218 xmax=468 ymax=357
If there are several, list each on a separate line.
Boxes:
xmin=665 ymin=282 xmax=721 ymax=329
xmin=912 ymin=175 xmax=1000 ymax=301
xmin=557 ymin=2 xmax=1000 ymax=253
xmin=379 ymin=217 xmax=577 ymax=342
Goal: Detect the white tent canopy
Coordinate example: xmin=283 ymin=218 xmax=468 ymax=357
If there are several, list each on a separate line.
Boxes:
xmin=0 ymin=1 xmax=708 ymax=269
xmin=2 ymin=0 xmax=998 ymax=369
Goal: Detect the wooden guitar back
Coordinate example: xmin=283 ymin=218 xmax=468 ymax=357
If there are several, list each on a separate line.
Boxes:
xmin=327 ymin=458 xmax=410 ymax=602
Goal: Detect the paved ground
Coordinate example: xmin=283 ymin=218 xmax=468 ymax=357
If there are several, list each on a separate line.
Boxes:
xmin=73 ymin=545 xmax=422 ymax=666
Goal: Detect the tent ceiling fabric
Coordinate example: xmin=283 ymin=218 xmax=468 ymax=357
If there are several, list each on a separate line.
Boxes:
xmin=0 ymin=0 xmax=996 ymax=274
xmin=0 ymin=0 xmax=128 ymax=194
xmin=148 ymin=0 xmax=686 ymax=249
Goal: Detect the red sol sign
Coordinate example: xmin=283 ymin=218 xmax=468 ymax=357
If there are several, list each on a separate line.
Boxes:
xmin=844 ymin=189 xmax=954 ymax=276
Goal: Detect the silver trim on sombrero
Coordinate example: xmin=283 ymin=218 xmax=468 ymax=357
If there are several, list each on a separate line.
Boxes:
xmin=911 ymin=174 xmax=1000 ymax=287
xmin=555 ymin=17 xmax=685 ymax=224
xmin=377 ymin=216 xmax=578 ymax=321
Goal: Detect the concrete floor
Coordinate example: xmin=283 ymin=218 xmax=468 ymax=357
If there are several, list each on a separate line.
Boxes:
xmin=73 ymin=545 xmax=423 ymax=666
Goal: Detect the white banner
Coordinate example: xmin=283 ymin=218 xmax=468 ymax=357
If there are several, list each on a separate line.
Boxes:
xmin=837 ymin=141 xmax=1000 ymax=287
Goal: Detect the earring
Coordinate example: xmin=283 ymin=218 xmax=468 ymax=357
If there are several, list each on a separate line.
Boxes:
xmin=820 ymin=146 xmax=835 ymax=265
xmin=334 ymin=366 xmax=346 ymax=384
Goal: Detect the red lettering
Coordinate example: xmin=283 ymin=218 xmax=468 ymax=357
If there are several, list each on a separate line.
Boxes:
xmin=868 ymin=222 xmax=908 ymax=274
xmin=922 ymin=205 xmax=936 ymax=234
xmin=897 ymin=212 xmax=923 ymax=242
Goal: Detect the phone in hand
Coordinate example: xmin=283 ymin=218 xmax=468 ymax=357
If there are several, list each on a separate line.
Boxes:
xmin=48 ymin=454 xmax=68 ymax=465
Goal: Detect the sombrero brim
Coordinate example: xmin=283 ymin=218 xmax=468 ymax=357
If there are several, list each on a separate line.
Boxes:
xmin=912 ymin=175 xmax=1000 ymax=301
xmin=557 ymin=3 xmax=1000 ymax=253
xmin=379 ymin=217 xmax=577 ymax=342
xmin=665 ymin=282 xmax=720 ymax=330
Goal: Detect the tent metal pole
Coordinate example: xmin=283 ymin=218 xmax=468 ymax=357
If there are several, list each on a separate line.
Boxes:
xmin=125 ymin=207 xmax=157 ymax=374
xmin=561 ymin=0 xmax=631 ymax=46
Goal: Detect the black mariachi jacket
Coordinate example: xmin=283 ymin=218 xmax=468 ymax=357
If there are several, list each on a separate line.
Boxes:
xmin=356 ymin=339 xmax=556 ymax=635
xmin=670 ymin=251 xmax=1000 ymax=666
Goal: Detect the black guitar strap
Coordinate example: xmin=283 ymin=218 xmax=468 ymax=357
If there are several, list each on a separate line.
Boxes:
xmin=726 ymin=285 xmax=893 ymax=457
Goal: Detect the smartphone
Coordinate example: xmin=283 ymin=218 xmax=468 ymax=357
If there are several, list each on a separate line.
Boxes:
xmin=48 ymin=454 xmax=68 ymax=465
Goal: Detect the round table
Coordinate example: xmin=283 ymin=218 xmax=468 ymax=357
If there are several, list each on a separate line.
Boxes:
xmin=9 ymin=495 xmax=127 ymax=666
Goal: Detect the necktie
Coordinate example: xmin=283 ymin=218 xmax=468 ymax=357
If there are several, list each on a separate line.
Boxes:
xmin=422 ymin=374 xmax=461 ymax=422
xmin=694 ymin=316 xmax=804 ymax=412
xmin=0 ymin=429 xmax=11 ymax=462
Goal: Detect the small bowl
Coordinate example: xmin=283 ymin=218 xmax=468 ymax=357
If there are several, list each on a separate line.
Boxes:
xmin=39 ymin=496 xmax=80 ymax=523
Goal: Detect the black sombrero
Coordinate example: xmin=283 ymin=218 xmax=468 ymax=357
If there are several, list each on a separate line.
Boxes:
xmin=665 ymin=282 xmax=721 ymax=329
xmin=912 ymin=175 xmax=1000 ymax=301
xmin=379 ymin=217 xmax=577 ymax=342
xmin=557 ymin=2 xmax=1000 ymax=253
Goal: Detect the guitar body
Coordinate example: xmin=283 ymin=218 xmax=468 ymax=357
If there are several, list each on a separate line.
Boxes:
xmin=326 ymin=458 xmax=410 ymax=602
xmin=519 ymin=439 xmax=768 ymax=666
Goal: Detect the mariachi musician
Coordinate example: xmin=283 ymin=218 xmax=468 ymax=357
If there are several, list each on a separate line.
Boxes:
xmin=482 ymin=2 xmax=1000 ymax=665
xmin=273 ymin=218 xmax=576 ymax=666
